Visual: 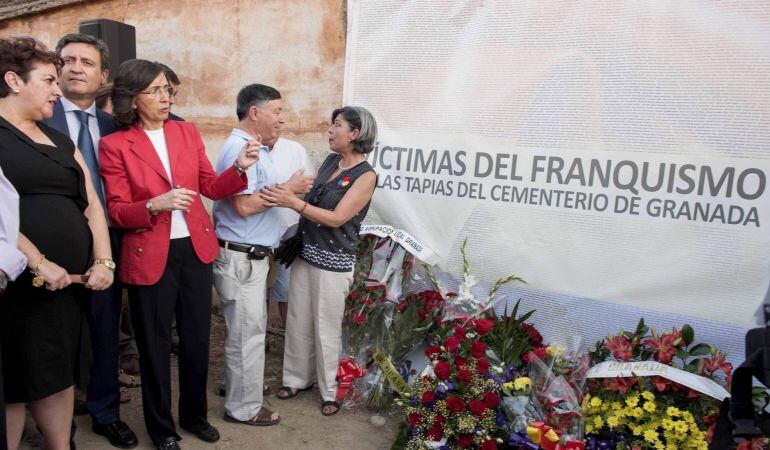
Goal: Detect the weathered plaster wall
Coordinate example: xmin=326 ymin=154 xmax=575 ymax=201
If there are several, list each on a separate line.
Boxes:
xmin=0 ymin=0 xmax=347 ymax=166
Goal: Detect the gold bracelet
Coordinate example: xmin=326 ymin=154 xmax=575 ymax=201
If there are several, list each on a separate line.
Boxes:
xmin=93 ymin=258 xmax=116 ymax=271
xmin=31 ymin=254 xmax=46 ymax=287
xmin=299 ymin=201 xmax=308 ymax=215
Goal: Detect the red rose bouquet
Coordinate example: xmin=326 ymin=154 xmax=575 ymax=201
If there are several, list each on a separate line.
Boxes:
xmin=399 ymin=332 xmax=504 ymax=449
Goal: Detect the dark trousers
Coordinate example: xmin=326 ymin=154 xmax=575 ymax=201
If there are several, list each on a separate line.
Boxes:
xmin=86 ymin=228 xmax=124 ymax=425
xmin=128 ymin=237 xmax=212 ymax=445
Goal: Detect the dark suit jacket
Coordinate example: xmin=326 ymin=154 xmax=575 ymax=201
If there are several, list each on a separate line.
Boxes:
xmin=99 ymin=120 xmax=247 ymax=285
xmin=42 ymin=98 xmax=116 ymax=143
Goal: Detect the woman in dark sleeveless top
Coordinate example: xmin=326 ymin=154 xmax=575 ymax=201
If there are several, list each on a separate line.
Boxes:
xmin=0 ymin=37 xmax=114 ymax=450
xmin=262 ymin=106 xmax=377 ymax=416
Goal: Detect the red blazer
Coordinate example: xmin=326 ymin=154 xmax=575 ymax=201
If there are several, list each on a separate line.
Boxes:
xmin=99 ymin=120 xmax=247 ymax=285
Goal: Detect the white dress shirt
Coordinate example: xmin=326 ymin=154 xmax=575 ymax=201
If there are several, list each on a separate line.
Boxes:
xmin=144 ymin=128 xmax=190 ymax=239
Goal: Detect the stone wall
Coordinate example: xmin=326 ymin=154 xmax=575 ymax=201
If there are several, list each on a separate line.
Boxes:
xmin=0 ymin=0 xmax=348 ymax=166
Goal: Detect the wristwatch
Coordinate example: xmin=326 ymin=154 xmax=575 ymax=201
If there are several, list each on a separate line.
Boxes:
xmin=0 ymin=271 xmax=7 ymax=294
xmin=146 ymin=200 xmax=156 ymax=215
xmin=93 ymin=258 xmax=116 ymax=271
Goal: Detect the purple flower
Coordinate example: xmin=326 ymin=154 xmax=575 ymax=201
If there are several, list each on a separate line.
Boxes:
xmin=496 ymin=413 xmax=507 ymax=427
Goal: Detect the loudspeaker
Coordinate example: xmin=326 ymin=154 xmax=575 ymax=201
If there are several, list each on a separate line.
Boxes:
xmin=78 ymin=19 xmax=136 ymax=80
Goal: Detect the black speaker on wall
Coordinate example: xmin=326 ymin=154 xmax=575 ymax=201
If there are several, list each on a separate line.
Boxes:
xmin=78 ymin=19 xmax=136 ymax=80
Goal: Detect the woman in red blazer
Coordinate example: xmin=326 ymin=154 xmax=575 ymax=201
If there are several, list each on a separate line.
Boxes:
xmin=99 ymin=59 xmax=260 ymax=450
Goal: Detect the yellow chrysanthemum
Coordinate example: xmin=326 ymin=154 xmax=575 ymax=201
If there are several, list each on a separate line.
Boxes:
xmin=644 ymin=429 xmax=660 ymax=443
xmin=643 ymin=400 xmax=657 ymax=413
xmin=514 ymin=377 xmax=531 ymax=391
xmin=589 ymin=396 xmax=603 ymax=408
xmin=593 ymin=416 xmax=604 ymax=428
xmin=607 ymin=416 xmax=620 ymax=428
xmin=641 ymin=390 xmax=655 ymax=401
xmin=666 ymin=406 xmax=680 ymax=417
xmin=625 ymin=394 xmax=640 ymax=408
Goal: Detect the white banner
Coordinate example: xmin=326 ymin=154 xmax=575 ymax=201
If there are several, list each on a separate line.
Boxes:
xmin=586 ymin=361 xmax=730 ymax=400
xmin=360 ymin=224 xmax=440 ymax=265
xmin=344 ymin=0 xmax=770 ymax=360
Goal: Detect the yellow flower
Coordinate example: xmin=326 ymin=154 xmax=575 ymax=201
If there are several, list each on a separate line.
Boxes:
xmin=606 ymin=416 xmax=619 ymax=428
xmin=644 ymin=429 xmax=659 ymax=443
xmin=625 ymin=394 xmax=639 ymax=408
xmin=514 ymin=377 xmax=531 ymax=391
xmin=593 ymin=416 xmax=604 ymax=428
xmin=641 ymin=390 xmax=655 ymax=401
xmin=643 ymin=400 xmax=657 ymax=413
xmin=666 ymin=406 xmax=680 ymax=417
xmin=589 ymin=396 xmax=603 ymax=408
xmin=546 ymin=346 xmax=565 ymax=358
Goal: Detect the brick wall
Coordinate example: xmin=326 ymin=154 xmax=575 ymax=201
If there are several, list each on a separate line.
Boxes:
xmin=0 ymin=0 xmax=348 ymax=167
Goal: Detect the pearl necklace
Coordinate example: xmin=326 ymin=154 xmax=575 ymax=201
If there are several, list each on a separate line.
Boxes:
xmin=338 ymin=158 xmax=364 ymax=171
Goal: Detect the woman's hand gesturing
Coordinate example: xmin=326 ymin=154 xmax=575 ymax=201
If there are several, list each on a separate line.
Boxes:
xmin=149 ymin=188 xmax=198 ymax=213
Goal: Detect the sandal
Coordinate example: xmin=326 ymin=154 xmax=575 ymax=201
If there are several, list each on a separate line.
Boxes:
xmin=321 ymin=401 xmax=340 ymax=416
xmin=118 ymin=370 xmax=141 ymax=388
xmin=119 ymin=387 xmax=133 ymax=404
xmin=276 ymin=385 xmax=312 ymax=400
xmin=223 ymin=407 xmax=280 ymax=426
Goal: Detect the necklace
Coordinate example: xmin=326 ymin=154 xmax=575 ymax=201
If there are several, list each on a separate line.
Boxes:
xmin=338 ymin=158 xmax=364 ymax=171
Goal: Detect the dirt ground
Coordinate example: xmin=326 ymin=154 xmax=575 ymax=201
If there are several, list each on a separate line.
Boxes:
xmin=17 ymin=299 xmax=402 ymax=450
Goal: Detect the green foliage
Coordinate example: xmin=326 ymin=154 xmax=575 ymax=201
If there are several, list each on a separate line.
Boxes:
xmin=482 ymin=299 xmax=536 ymax=369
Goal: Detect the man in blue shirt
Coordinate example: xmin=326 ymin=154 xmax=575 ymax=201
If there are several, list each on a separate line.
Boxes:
xmin=212 ymin=84 xmax=311 ymax=426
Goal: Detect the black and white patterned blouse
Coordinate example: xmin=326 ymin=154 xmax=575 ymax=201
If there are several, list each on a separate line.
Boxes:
xmin=299 ymin=153 xmax=375 ymax=272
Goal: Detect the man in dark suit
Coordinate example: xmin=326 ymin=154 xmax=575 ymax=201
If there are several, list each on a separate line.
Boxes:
xmin=43 ymin=33 xmax=138 ymax=450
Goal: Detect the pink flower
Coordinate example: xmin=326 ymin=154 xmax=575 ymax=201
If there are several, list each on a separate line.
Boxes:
xmin=352 ymin=313 xmax=365 ymax=325
xmin=642 ymin=328 xmax=682 ymax=364
xmin=703 ymin=351 xmax=733 ymax=378
xmin=602 ymin=376 xmax=636 ymax=394
xmin=603 ymin=334 xmax=633 ymax=361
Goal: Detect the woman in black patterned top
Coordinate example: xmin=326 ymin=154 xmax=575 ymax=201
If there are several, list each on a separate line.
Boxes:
xmin=261 ymin=106 xmax=376 ymax=416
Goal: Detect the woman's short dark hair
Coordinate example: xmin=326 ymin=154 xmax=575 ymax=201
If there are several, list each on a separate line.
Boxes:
xmin=0 ymin=36 xmax=63 ymax=98
xmin=112 ymin=59 xmax=164 ymax=130
xmin=331 ymin=106 xmax=377 ymax=154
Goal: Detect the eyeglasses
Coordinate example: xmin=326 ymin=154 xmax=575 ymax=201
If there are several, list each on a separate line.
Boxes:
xmin=141 ymin=85 xmax=173 ymax=98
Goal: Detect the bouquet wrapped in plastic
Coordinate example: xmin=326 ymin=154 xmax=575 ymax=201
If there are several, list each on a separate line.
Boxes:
xmin=525 ymin=342 xmax=590 ymax=448
xmin=338 ymin=233 xmax=442 ymax=411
